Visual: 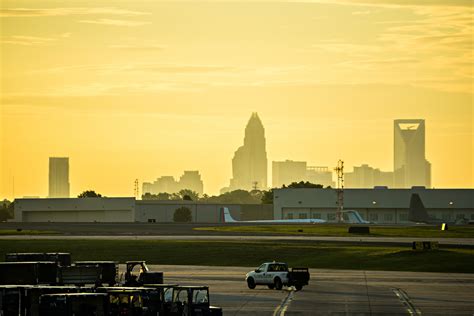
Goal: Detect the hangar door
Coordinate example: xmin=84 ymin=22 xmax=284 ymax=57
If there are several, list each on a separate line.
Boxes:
xmin=23 ymin=211 xmax=106 ymax=222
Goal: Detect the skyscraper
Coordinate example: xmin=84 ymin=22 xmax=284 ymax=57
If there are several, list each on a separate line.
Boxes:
xmin=229 ymin=113 xmax=268 ymax=191
xmin=142 ymin=170 xmax=204 ymax=195
xmin=49 ymin=157 xmax=70 ymax=198
xmin=272 ymin=160 xmax=307 ymax=188
xmin=179 ymin=171 xmax=204 ymax=195
xmin=394 ymin=119 xmax=431 ymax=188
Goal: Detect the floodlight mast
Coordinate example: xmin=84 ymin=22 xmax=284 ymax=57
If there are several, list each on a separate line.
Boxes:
xmin=334 ymin=160 xmax=344 ymax=223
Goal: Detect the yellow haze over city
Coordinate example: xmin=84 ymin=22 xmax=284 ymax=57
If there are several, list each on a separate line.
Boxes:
xmin=1 ymin=0 xmax=473 ymax=198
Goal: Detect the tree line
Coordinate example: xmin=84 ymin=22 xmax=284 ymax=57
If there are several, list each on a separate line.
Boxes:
xmin=142 ymin=181 xmax=329 ymax=204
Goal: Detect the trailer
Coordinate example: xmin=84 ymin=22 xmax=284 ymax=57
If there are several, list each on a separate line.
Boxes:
xmin=39 ymin=293 xmax=109 ymax=316
xmin=0 ymin=285 xmax=88 ymax=316
xmin=0 ymin=262 xmax=57 ymax=285
xmin=74 ymin=261 xmax=118 ymax=286
xmin=5 ymin=253 xmax=71 ymax=266
xmin=0 ymin=262 xmax=102 ymax=286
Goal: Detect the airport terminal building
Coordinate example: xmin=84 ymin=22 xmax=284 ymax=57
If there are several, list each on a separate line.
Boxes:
xmin=274 ymin=188 xmax=474 ymax=224
xmin=12 ymin=188 xmax=473 ymax=224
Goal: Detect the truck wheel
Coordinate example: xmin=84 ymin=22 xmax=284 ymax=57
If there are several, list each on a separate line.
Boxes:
xmin=274 ymin=277 xmax=283 ymax=290
xmin=247 ymin=277 xmax=256 ymax=289
xmin=295 ymin=285 xmax=303 ymax=291
xmin=267 ymin=284 xmax=275 ymax=289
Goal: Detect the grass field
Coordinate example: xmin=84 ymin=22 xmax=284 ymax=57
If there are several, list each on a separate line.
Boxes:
xmin=195 ymin=224 xmax=474 ymax=238
xmin=0 ymin=239 xmax=473 ymax=273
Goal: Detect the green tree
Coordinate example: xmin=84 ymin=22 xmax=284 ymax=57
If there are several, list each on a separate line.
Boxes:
xmin=205 ymin=190 xmax=260 ymax=204
xmin=178 ymin=189 xmax=199 ymax=201
xmin=142 ymin=192 xmax=171 ymax=200
xmin=261 ymin=190 xmax=274 ymax=204
xmin=0 ymin=200 xmax=13 ymax=221
xmin=78 ymin=190 xmax=102 ymax=198
xmin=173 ymin=206 xmax=192 ymax=222
xmin=284 ymin=181 xmax=324 ymax=189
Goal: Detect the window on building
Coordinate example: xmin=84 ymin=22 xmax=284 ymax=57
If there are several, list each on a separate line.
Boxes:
xmin=327 ymin=213 xmax=336 ymax=221
xmin=369 ymin=213 xmax=378 ymax=222
xmin=299 ymin=213 xmax=308 ymax=219
xmin=471 ymin=214 xmax=474 ymax=220
xmin=456 ymin=214 xmax=465 ymax=220
xmin=384 ymin=213 xmax=393 ymax=222
xmin=399 ymin=213 xmax=408 ymax=221
xmin=442 ymin=213 xmax=452 ymax=221
xmin=342 ymin=213 xmax=349 ymax=221
xmin=311 ymin=213 xmax=321 ymax=219
xmin=286 ymin=213 xmax=293 ymax=219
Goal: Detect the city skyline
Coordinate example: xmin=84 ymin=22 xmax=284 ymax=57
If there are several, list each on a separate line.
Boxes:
xmin=1 ymin=0 xmax=472 ymax=198
xmin=1 ymin=114 xmax=470 ymax=199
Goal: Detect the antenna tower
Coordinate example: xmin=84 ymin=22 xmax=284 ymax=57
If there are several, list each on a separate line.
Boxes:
xmin=252 ymin=181 xmax=258 ymax=191
xmin=334 ymin=160 xmax=344 ymax=223
xmin=134 ymin=179 xmax=139 ymax=199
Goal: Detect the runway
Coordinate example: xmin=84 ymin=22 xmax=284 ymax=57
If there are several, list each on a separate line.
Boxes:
xmin=1 ymin=234 xmax=473 ymax=246
xmin=149 ymin=265 xmax=474 ymax=315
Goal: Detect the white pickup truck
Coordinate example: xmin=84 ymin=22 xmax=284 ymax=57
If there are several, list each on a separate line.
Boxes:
xmin=245 ymin=262 xmax=310 ymax=291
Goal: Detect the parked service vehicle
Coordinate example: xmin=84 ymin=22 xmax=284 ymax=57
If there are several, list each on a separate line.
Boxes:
xmin=5 ymin=253 xmax=71 ymax=266
xmin=142 ymin=284 xmax=178 ymax=315
xmin=0 ymin=262 xmax=103 ymax=286
xmin=124 ymin=261 xmax=164 ymax=286
xmin=96 ymin=286 xmax=163 ymax=316
xmin=245 ymin=262 xmax=310 ymax=291
xmin=75 ymin=261 xmax=118 ymax=286
xmin=0 ymin=285 xmax=90 ymax=316
xmin=170 ymin=286 xmax=222 ymax=316
xmin=39 ymin=293 xmax=109 ymax=316
xmin=0 ymin=262 xmax=58 ymax=285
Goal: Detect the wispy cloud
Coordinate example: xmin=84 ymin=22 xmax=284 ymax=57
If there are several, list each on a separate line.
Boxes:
xmin=1 ymin=35 xmax=55 ymax=46
xmin=125 ymin=64 xmax=237 ymax=73
xmin=79 ymin=19 xmax=150 ymax=27
xmin=0 ymin=7 xmax=149 ymax=17
xmin=109 ymin=44 xmax=166 ymax=51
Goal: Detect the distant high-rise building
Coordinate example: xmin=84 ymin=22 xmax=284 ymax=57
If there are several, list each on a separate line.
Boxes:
xmin=345 ymin=164 xmax=393 ymax=188
xmin=49 ymin=157 xmax=70 ymax=198
xmin=179 ymin=171 xmax=204 ymax=195
xmin=272 ymin=160 xmax=307 ymax=188
xmin=142 ymin=170 xmax=204 ymax=195
xmin=305 ymin=166 xmax=335 ymax=188
xmin=272 ymin=161 xmax=335 ymax=188
xmin=394 ymin=119 xmax=431 ymax=188
xmin=229 ymin=113 xmax=268 ymax=191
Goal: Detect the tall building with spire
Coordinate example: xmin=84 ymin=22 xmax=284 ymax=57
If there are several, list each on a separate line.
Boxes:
xmin=394 ymin=119 xmax=431 ymax=188
xmin=228 ymin=113 xmax=268 ymax=191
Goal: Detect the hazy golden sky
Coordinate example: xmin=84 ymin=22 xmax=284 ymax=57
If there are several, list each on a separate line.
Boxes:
xmin=1 ymin=0 xmax=473 ymax=198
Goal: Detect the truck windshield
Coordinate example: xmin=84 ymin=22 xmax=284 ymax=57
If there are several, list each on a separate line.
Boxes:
xmin=269 ymin=264 xmax=288 ymax=272
xmin=193 ymin=290 xmax=209 ymax=304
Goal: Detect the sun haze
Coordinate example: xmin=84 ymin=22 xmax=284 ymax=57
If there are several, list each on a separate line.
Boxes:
xmin=1 ymin=0 xmax=472 ymax=198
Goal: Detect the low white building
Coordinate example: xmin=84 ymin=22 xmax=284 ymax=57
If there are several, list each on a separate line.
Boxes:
xmin=273 ymin=188 xmax=474 ymax=224
xmin=13 ymin=198 xmax=135 ymax=222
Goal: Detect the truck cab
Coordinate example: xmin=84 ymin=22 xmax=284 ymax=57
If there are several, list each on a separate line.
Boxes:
xmin=170 ymin=286 xmax=222 ymax=316
xmin=246 ymin=262 xmax=309 ymax=291
xmin=124 ymin=261 xmax=163 ymax=286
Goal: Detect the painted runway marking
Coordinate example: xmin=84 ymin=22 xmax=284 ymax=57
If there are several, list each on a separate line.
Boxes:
xmin=273 ymin=288 xmax=295 ymax=316
xmin=392 ymin=288 xmax=422 ymax=315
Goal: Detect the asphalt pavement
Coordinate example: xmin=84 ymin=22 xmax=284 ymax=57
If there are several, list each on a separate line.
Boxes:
xmin=150 ymin=265 xmax=474 ymax=315
xmin=1 ymin=234 xmax=473 ymax=246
